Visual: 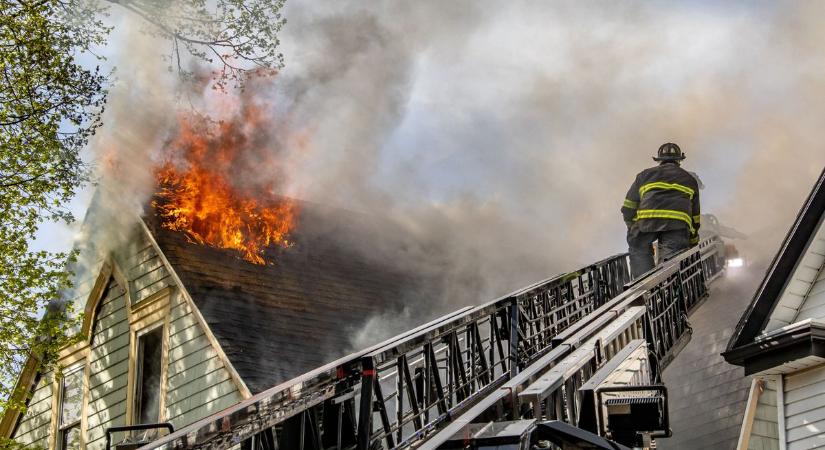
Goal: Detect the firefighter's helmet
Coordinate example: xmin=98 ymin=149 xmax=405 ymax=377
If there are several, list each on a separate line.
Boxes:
xmin=653 ymin=142 xmax=686 ymax=162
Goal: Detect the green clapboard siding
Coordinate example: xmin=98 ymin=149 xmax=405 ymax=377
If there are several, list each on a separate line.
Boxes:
xmin=86 ymin=278 xmax=129 ymax=450
xmin=11 ymin=231 xmax=246 ymax=450
xmin=164 ymin=292 xmax=243 ymax=430
xmin=11 ymin=371 xmax=53 ymax=448
xmin=130 ymin=253 xmax=173 ymax=304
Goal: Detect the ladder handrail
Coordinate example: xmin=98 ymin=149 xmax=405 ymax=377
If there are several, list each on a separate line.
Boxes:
xmin=141 ymin=235 xmax=726 ymax=450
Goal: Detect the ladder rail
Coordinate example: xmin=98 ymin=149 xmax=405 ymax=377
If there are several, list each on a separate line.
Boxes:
xmin=141 ymin=235 xmax=725 ymax=450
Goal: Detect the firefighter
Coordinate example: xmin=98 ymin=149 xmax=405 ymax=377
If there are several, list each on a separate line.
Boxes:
xmin=621 ymin=143 xmax=701 ymax=279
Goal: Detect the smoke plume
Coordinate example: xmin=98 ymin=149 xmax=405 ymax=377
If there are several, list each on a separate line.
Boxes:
xmin=81 ymin=1 xmax=825 ymax=342
xmin=271 ymin=2 xmax=825 ymax=320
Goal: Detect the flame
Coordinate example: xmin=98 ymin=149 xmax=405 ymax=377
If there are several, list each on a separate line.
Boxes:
xmin=153 ymin=110 xmax=297 ymax=264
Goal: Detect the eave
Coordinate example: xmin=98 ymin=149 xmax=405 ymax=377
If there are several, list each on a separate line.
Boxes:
xmin=722 ymin=319 xmax=825 ymax=376
xmin=726 ymin=167 xmax=825 ymax=352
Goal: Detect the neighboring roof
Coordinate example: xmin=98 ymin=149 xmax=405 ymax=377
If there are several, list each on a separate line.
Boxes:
xmin=725 ymin=167 xmax=825 ymax=355
xmin=724 ymin=319 xmax=825 ymax=376
xmin=145 ymin=202 xmax=424 ymax=394
xmin=659 ymin=269 xmax=757 ymax=450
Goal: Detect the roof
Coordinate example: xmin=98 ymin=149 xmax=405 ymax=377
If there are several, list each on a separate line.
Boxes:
xmin=724 ymin=319 xmax=825 ymax=376
xmin=659 ymin=271 xmax=760 ymax=449
xmin=146 ymin=202 xmax=425 ymax=394
xmin=725 ymin=167 xmax=825 ymax=357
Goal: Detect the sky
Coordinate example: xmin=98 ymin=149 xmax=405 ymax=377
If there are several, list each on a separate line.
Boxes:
xmin=33 ymin=1 xmax=825 ymax=310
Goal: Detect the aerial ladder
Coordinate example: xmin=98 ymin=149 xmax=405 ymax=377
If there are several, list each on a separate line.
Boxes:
xmin=134 ymin=234 xmax=728 ymax=450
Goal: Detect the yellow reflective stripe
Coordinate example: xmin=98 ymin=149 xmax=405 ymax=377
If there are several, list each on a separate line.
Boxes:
xmin=693 ymin=215 xmax=701 ymax=223
xmin=623 ymin=199 xmax=638 ymax=209
xmin=633 ymin=209 xmax=695 ymax=233
xmin=639 ymin=182 xmax=695 ymax=200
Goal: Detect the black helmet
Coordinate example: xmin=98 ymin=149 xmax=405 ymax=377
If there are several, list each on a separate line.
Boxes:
xmin=654 ymin=142 xmax=686 ymax=162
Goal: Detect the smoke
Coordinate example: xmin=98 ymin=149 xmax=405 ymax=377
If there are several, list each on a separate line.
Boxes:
xmin=66 ymin=13 xmax=180 ymax=299
xmin=74 ymin=2 xmax=825 ymax=341
xmin=258 ymin=0 xmax=825 ymax=329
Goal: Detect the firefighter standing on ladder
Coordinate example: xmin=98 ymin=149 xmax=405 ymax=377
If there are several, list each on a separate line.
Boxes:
xmin=621 ymin=143 xmax=701 ymax=279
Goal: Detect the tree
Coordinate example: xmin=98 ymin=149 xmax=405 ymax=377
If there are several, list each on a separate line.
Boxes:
xmin=112 ymin=0 xmax=285 ymax=90
xmin=0 ymin=0 xmax=285 ymax=423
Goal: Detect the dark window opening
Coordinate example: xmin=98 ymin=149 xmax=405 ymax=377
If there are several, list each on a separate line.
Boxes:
xmin=60 ymin=425 xmax=81 ymax=450
xmin=135 ymin=326 xmax=163 ymax=424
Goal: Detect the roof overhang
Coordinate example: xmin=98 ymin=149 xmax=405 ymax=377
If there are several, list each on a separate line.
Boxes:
xmin=726 ymin=168 xmax=825 ymax=351
xmin=723 ymin=319 xmax=825 ymax=375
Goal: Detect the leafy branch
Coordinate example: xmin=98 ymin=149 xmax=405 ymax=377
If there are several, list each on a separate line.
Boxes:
xmin=108 ymin=0 xmax=286 ymax=90
xmin=0 ymin=0 xmax=286 ymax=425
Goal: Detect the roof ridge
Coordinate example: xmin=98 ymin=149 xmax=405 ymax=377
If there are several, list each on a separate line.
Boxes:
xmin=725 ymin=167 xmax=825 ymax=352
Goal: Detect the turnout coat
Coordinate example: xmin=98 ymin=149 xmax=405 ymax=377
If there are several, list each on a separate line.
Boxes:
xmin=621 ymin=162 xmax=701 ymax=245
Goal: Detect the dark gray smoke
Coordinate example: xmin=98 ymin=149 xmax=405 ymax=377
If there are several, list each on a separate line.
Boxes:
xmin=84 ymin=2 xmax=825 ymax=346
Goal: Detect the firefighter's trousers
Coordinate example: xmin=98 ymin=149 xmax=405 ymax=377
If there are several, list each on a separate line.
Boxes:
xmin=627 ymin=227 xmax=690 ymax=279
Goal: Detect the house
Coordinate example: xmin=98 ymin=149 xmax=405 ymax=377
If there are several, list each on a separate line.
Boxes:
xmin=723 ymin=167 xmax=825 ymax=450
xmin=0 ymin=199 xmax=419 ymax=449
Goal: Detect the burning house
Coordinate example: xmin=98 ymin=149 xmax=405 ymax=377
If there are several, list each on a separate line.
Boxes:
xmin=0 ymin=198 xmax=422 ymax=450
xmin=0 ymin=112 xmax=426 ymax=450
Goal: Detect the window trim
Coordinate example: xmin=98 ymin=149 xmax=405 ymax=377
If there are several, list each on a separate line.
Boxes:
xmin=133 ymin=323 xmax=165 ymax=425
xmin=126 ymin=292 xmax=171 ymax=426
xmin=56 ymin=364 xmax=85 ymax=450
xmin=47 ymin=345 xmax=90 ymax=450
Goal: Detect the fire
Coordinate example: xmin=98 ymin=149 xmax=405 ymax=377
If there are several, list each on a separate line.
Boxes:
xmin=153 ymin=110 xmax=297 ymax=265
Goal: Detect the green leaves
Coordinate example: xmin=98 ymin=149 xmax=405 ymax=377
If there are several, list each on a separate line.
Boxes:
xmin=112 ymin=0 xmax=286 ymax=90
xmin=0 ymin=0 xmax=104 ymax=418
xmin=0 ymin=0 xmax=285 ymax=425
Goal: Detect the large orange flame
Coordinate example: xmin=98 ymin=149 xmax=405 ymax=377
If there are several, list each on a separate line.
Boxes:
xmin=153 ymin=110 xmax=297 ymax=265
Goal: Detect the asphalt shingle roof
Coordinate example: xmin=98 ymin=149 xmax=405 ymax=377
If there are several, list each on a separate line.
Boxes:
xmin=146 ymin=204 xmax=416 ymax=394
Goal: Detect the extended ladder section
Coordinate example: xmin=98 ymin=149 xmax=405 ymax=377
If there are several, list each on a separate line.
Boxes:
xmin=140 ymin=235 xmax=727 ymax=450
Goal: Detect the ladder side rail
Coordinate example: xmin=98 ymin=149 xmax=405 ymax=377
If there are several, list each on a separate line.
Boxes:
xmin=353 ymin=255 xmax=631 ymax=448
xmin=137 ymin=249 xmax=645 ymax=450
xmin=418 ymin=236 xmax=725 ymax=448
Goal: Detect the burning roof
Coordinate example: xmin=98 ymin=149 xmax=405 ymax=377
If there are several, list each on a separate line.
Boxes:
xmin=145 ymin=202 xmax=418 ymax=392
xmin=138 ymin=107 xmax=426 ymax=391
xmin=152 ymin=108 xmax=300 ymax=266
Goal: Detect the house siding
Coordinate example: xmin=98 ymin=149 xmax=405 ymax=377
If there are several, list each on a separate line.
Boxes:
xmin=785 ymin=365 xmax=825 ymax=450
xmin=748 ymin=378 xmax=779 ymax=450
xmin=128 ymin=242 xmax=174 ymax=305
xmin=11 ymin=372 xmax=53 ymax=448
xmin=163 ymin=290 xmax=243 ymax=429
xmin=795 ymin=261 xmax=825 ymax=322
xmin=86 ymin=277 xmax=130 ymax=449
xmin=766 ymin=226 xmax=825 ymax=332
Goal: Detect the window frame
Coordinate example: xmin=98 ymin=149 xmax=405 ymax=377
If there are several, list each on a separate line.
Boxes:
xmin=132 ymin=323 xmax=165 ymax=425
xmin=56 ymin=364 xmax=85 ymax=450
xmin=126 ymin=289 xmax=171 ymax=427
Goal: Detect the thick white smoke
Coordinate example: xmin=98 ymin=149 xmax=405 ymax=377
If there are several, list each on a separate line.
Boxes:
xmin=75 ymin=1 xmax=825 ymax=341
xmin=267 ymin=1 xmax=825 ymax=317
xmin=66 ymin=15 xmax=179 ymax=301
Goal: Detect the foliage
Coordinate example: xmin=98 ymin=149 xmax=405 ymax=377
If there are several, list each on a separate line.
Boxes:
xmin=112 ymin=0 xmax=286 ymax=90
xmin=0 ymin=435 xmax=44 ymax=449
xmin=0 ymin=0 xmax=285 ymax=425
xmin=0 ymin=0 xmax=104 ymax=417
